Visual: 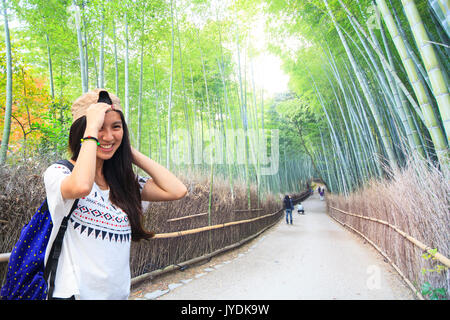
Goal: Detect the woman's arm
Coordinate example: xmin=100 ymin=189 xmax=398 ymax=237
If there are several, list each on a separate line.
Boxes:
xmin=61 ymin=103 xmax=112 ymax=199
xmin=131 ymin=147 xmax=187 ymax=201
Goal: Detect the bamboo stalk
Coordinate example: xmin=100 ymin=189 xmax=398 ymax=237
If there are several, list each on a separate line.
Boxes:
xmin=73 ymin=1 xmax=87 ymax=94
xmin=166 ymin=0 xmax=175 ymax=169
xmin=0 ymin=253 xmax=10 ymax=263
xmin=329 ymin=206 xmax=450 ymax=268
xmin=374 ymin=0 xmax=449 ymax=165
xmin=112 ymin=18 xmax=119 ymax=95
xmin=324 ymin=0 xmax=398 ymax=169
xmin=401 ymin=0 xmax=450 ymax=143
xmin=124 ymin=11 xmax=130 ymax=125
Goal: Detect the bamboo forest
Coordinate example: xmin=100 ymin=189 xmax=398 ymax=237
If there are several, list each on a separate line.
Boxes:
xmin=0 ymin=0 xmax=449 ymax=301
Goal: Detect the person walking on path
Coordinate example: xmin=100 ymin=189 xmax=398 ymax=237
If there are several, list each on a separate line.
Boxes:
xmin=42 ymin=89 xmax=187 ymax=300
xmin=283 ymin=195 xmax=294 ymax=224
xmin=320 ymin=188 xmax=325 ymax=201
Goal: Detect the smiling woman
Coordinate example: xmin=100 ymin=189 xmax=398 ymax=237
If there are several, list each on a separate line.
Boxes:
xmin=39 ymin=88 xmax=187 ymax=300
xmin=95 ymin=113 xmax=124 ymax=158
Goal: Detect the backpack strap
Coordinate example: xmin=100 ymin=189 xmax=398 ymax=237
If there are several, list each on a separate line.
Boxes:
xmin=44 ymin=159 xmax=79 ymax=300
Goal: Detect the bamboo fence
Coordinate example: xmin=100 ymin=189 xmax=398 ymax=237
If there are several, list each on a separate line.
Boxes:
xmin=131 ymin=218 xmax=280 ymax=286
xmin=155 ymin=209 xmax=283 ymax=239
xmin=328 ymin=206 xmax=450 ymax=268
xmin=128 ymin=191 xmax=310 ymax=279
xmin=1 ymin=191 xmax=311 ymax=284
xmin=328 ymin=205 xmax=450 ymax=300
xmin=0 ymin=208 xmax=284 ymax=263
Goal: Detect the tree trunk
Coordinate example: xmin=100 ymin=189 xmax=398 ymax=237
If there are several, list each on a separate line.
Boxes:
xmin=374 ymin=1 xmax=424 ymax=156
xmin=124 ymin=12 xmax=130 ymax=125
xmin=166 ymin=0 xmax=175 ymax=169
xmin=324 ymin=0 xmax=398 ymax=169
xmin=99 ymin=7 xmax=105 ymax=88
xmin=174 ymin=1 xmax=193 ymax=165
xmin=375 ymin=0 xmax=449 ymax=165
xmin=44 ymin=30 xmax=54 ymax=100
xmin=0 ymin=0 xmax=13 ymax=165
xmin=74 ymin=2 xmax=87 ymax=93
xmin=113 ymin=19 xmax=119 ymax=94
xmin=401 ymin=0 xmax=450 ymax=144
xmin=138 ymin=13 xmax=145 ymax=151
xmin=151 ymin=53 xmax=162 ymax=163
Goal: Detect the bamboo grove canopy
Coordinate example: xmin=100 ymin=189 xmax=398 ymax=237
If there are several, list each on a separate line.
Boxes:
xmin=0 ymin=0 xmax=449 ymax=196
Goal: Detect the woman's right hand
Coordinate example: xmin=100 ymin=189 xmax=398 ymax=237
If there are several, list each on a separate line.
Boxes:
xmin=62 ymin=102 xmax=112 ymax=200
xmin=85 ymin=102 xmax=112 ymax=133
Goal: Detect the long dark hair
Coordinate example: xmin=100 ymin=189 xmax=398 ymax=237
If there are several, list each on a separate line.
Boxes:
xmin=68 ymin=111 xmax=154 ymax=241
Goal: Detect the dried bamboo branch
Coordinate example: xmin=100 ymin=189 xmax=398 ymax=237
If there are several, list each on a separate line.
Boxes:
xmin=0 ymin=253 xmax=10 ymax=263
xmin=153 ymin=209 xmax=283 ymax=239
xmin=234 ymin=208 xmax=263 ymax=212
xmin=166 ymin=212 xmax=208 ymax=222
xmin=166 ymin=208 xmax=264 ymax=222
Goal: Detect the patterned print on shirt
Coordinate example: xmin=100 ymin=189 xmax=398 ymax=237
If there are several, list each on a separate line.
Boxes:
xmin=70 ymin=201 xmax=131 ymax=243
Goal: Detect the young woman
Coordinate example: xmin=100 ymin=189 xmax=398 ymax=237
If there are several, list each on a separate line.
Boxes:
xmin=43 ymin=89 xmax=187 ymax=300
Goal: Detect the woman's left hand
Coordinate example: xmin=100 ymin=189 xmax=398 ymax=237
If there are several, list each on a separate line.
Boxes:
xmin=130 ymin=146 xmax=187 ymax=201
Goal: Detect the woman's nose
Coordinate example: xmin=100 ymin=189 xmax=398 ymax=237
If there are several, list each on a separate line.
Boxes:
xmin=100 ymin=128 xmax=114 ymax=141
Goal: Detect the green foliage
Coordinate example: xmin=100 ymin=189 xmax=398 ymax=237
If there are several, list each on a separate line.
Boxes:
xmin=1 ymin=0 xmax=448 ymax=194
xmin=420 ymin=248 xmax=448 ymax=300
xmin=421 ymin=282 xmax=447 ymax=300
xmin=30 ymin=102 xmax=71 ymax=158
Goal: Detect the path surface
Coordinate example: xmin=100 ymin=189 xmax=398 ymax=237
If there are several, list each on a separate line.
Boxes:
xmin=131 ymin=193 xmax=416 ymax=300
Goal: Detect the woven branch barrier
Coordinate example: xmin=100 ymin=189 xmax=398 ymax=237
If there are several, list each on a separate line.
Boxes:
xmin=131 ymin=218 xmax=279 ymax=286
xmin=154 ymin=209 xmax=283 ymax=239
xmin=0 ymin=209 xmax=285 ymax=263
xmin=328 ymin=205 xmax=450 ymax=300
xmin=166 ymin=209 xmax=264 ymax=222
xmin=329 ymin=206 xmax=450 ymax=268
xmin=2 ymin=189 xmax=311 ymax=293
xmin=130 ymin=191 xmax=311 ymax=282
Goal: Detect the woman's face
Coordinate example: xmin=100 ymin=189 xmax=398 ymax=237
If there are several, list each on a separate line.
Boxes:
xmin=96 ymin=110 xmax=123 ymax=160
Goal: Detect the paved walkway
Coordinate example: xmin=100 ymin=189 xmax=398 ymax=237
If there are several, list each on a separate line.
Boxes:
xmin=134 ymin=193 xmax=416 ymax=300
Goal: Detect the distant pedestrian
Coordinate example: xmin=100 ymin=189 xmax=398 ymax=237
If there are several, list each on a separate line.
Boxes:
xmin=320 ymin=188 xmax=325 ymax=201
xmin=297 ymin=203 xmax=305 ymax=215
xmin=283 ymin=195 xmax=294 ymax=225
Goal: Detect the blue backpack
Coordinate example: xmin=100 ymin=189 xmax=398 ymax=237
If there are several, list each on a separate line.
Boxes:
xmin=1 ymin=160 xmax=79 ymax=300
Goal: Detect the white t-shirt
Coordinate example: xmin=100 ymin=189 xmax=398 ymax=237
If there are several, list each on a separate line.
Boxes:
xmin=43 ymin=163 xmax=148 ymax=300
